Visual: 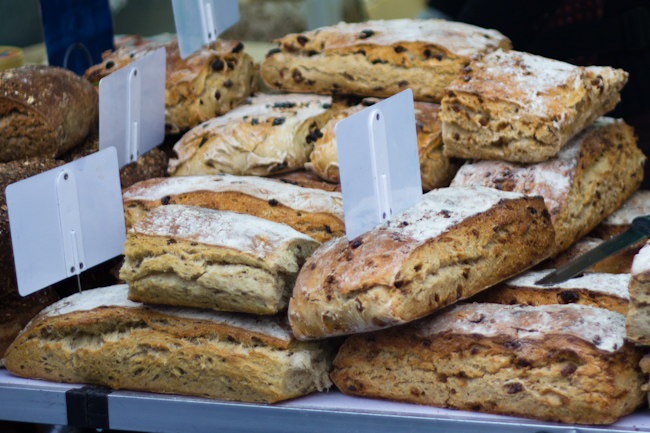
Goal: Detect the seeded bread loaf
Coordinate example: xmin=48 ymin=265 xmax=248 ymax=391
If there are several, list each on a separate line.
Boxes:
xmin=440 ymin=50 xmax=628 ymax=163
xmin=626 ymin=241 xmax=650 ymax=345
xmin=4 ymin=285 xmax=335 ymax=403
xmin=331 ymin=303 xmax=645 ymax=424
xmin=261 ymin=19 xmax=511 ymax=102
xmin=84 ymin=39 xmax=259 ymax=133
xmin=0 ymin=65 xmax=98 ymax=162
xmin=120 ymin=205 xmax=320 ymax=314
xmin=288 ymin=186 xmax=555 ymax=339
xmin=122 ymin=174 xmax=344 ymax=243
xmin=168 ymin=93 xmax=336 ymax=177
xmin=450 ymin=117 xmax=644 ymax=255
xmin=474 ymin=270 xmax=630 ymax=315
xmin=307 ymin=99 xmax=461 ymax=191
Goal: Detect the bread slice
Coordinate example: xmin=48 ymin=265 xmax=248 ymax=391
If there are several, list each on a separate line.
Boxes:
xmin=4 ymin=285 xmax=335 ymax=403
xmin=84 ymin=38 xmax=259 ymax=133
xmin=122 ymin=174 xmax=344 ymax=243
xmin=474 ymin=270 xmax=630 ymax=315
xmin=288 ymin=186 xmax=555 ymax=339
xmin=440 ymin=50 xmax=628 ymax=163
xmin=168 ymin=93 xmax=336 ymax=177
xmin=120 ymin=205 xmax=320 ymax=315
xmin=450 ymin=117 xmax=645 ymax=255
xmin=261 ymin=19 xmax=510 ymax=102
xmin=331 ymin=303 xmax=645 ymax=424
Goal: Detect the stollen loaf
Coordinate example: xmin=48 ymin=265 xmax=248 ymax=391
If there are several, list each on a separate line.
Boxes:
xmin=120 ymin=205 xmax=320 ymax=315
xmin=261 ymin=19 xmax=511 ymax=102
xmin=4 ymin=285 xmax=335 ymax=403
xmin=289 ymin=186 xmax=555 ymax=339
xmin=122 ymin=174 xmax=344 ymax=243
xmin=331 ymin=303 xmax=645 ymax=424
xmin=441 ymin=50 xmax=628 ymax=163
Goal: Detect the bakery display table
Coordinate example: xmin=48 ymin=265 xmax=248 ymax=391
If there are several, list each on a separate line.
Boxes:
xmin=0 ymin=369 xmax=647 ymax=433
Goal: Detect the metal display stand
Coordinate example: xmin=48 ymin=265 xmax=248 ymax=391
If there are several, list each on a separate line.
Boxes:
xmin=0 ymin=369 xmax=648 ymax=433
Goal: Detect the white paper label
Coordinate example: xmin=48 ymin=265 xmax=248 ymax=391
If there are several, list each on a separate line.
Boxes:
xmin=6 ymin=148 xmax=126 ymax=296
xmin=99 ymin=47 xmax=165 ymax=168
xmin=335 ymin=89 xmax=422 ymax=240
xmin=172 ymin=0 xmax=240 ymax=59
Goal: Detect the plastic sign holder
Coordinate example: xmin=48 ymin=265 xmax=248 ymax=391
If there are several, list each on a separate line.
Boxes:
xmin=99 ymin=47 xmax=166 ymax=169
xmin=39 ymin=0 xmax=114 ymax=75
xmin=172 ymin=0 xmax=240 ymax=59
xmin=335 ymin=89 xmax=422 ymax=240
xmin=6 ymin=148 xmax=126 ymax=297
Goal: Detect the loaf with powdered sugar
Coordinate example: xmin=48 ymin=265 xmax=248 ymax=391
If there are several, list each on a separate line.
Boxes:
xmin=440 ymin=50 xmax=628 ymax=163
xmin=122 ymin=174 xmax=344 ymax=243
xmin=4 ymin=285 xmax=335 ymax=403
xmin=120 ymin=205 xmax=320 ymax=315
xmin=288 ymin=186 xmax=554 ymax=339
xmin=331 ymin=303 xmax=645 ymax=424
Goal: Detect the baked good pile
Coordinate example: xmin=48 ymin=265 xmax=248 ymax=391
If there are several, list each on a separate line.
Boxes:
xmin=2 ymin=18 xmax=650 ymax=424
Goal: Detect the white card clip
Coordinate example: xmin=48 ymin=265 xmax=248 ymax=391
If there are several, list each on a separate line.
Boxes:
xmin=6 ymin=148 xmax=126 ymax=297
xmin=172 ymin=0 xmax=240 ymax=59
xmin=99 ymin=47 xmax=165 ymax=169
xmin=336 ymin=89 xmax=422 ymax=240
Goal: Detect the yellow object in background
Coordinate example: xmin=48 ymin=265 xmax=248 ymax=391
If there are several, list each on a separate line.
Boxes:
xmin=0 ymin=46 xmax=24 ymax=70
xmin=362 ymin=0 xmax=426 ymax=19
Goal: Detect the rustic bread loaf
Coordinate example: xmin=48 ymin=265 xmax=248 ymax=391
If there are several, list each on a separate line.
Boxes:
xmin=270 ymin=170 xmax=341 ymax=192
xmin=120 ymin=205 xmax=320 ymax=314
xmin=122 ymin=174 xmax=344 ymax=243
xmin=168 ymin=93 xmax=336 ymax=177
xmin=590 ymin=190 xmax=650 ymax=240
xmin=474 ymin=270 xmax=630 ymax=315
xmin=450 ymin=117 xmax=644 ymax=255
xmin=261 ymin=19 xmax=511 ymax=102
xmin=4 ymin=285 xmax=335 ymax=403
xmin=331 ymin=303 xmax=645 ymax=424
xmin=288 ymin=186 xmax=555 ymax=339
xmin=535 ymin=236 xmax=637 ymax=274
xmin=306 ymin=98 xmax=461 ymax=191
xmin=0 ymin=65 xmax=98 ymax=162
xmin=84 ymin=39 xmax=259 ymax=133
xmin=440 ymin=50 xmax=628 ymax=163
xmin=626 ymin=241 xmax=650 ymax=345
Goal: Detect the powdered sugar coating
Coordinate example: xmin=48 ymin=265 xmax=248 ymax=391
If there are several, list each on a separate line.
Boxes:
xmin=602 ymin=190 xmax=650 ymax=226
xmin=131 ymin=204 xmax=317 ymax=258
xmin=416 ymin=303 xmax=626 ymax=353
xmin=38 ymin=285 xmax=294 ymax=343
xmin=505 ymin=269 xmax=630 ymax=300
xmin=123 ymin=174 xmax=344 ymax=220
xmin=632 ymin=240 xmax=650 ymax=275
xmin=450 ymin=118 xmax=615 ymax=221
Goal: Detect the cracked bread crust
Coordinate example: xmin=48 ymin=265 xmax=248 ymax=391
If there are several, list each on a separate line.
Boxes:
xmin=307 ymin=99 xmax=461 ymax=191
xmin=119 ymin=205 xmax=320 ymax=315
xmin=440 ymin=50 xmax=628 ymax=163
xmin=121 ymin=174 xmax=344 ymax=243
xmin=450 ymin=118 xmax=645 ymax=255
xmin=84 ymin=39 xmax=259 ymax=133
xmin=288 ymin=187 xmax=554 ymax=339
xmin=4 ymin=285 xmax=335 ymax=403
xmin=331 ymin=303 xmax=645 ymax=424
xmin=261 ymin=19 xmax=510 ymax=102
xmin=168 ymin=93 xmax=336 ymax=177
xmin=0 ymin=65 xmax=98 ymax=162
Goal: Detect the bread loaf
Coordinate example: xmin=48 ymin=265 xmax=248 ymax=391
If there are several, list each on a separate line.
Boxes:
xmin=4 ymin=285 xmax=335 ymax=403
xmin=441 ymin=50 xmax=628 ymax=163
xmin=289 ymin=186 xmax=555 ymax=339
xmin=0 ymin=65 xmax=98 ymax=162
xmin=626 ymin=240 xmax=650 ymax=345
xmin=261 ymin=19 xmax=511 ymax=102
xmin=270 ymin=170 xmax=341 ymax=192
xmin=590 ymin=190 xmax=650 ymax=240
xmin=536 ymin=236 xmax=636 ymax=274
xmin=474 ymin=270 xmax=630 ymax=315
xmin=331 ymin=303 xmax=645 ymax=424
xmin=450 ymin=117 xmax=645 ymax=255
xmin=120 ymin=205 xmax=320 ymax=314
xmin=85 ymin=39 xmax=259 ymax=133
xmin=122 ymin=174 xmax=344 ymax=243
xmin=169 ymin=93 xmax=336 ymax=177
